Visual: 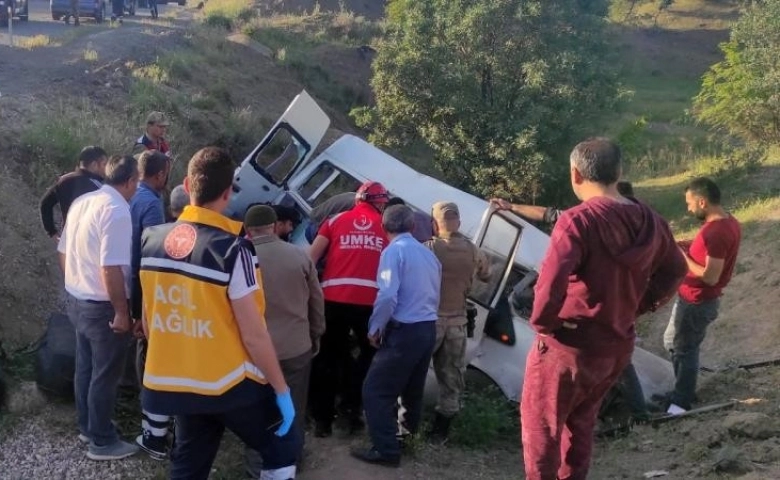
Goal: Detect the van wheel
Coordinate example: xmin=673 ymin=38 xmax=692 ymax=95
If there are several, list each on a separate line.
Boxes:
xmin=52 ymin=12 xmax=62 ymax=21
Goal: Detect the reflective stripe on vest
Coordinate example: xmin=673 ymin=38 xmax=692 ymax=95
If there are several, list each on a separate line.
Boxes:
xmin=144 ymin=361 xmax=265 ymax=394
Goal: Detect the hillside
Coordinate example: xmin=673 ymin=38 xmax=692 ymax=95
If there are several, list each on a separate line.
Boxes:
xmin=3 ymin=0 xmax=780 ymax=479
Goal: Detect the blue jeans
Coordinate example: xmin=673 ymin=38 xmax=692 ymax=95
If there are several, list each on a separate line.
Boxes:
xmin=663 ymin=297 xmax=720 ymax=409
xmin=67 ymin=296 xmax=130 ymax=446
xmin=363 ymin=320 xmax=436 ymax=457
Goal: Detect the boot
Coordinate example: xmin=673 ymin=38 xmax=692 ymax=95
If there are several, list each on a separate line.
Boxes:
xmin=428 ymin=413 xmax=452 ymax=444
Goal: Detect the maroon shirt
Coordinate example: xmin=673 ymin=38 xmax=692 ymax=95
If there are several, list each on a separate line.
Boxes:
xmin=530 ymin=196 xmax=687 ymax=356
xmin=679 ymin=215 xmax=741 ymax=304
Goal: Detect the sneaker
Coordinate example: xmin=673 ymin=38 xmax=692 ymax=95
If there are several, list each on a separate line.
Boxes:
xmin=135 ymin=434 xmax=167 ymax=461
xmin=78 ymin=434 xmax=90 ymax=444
xmin=87 ymin=440 xmax=139 ymax=461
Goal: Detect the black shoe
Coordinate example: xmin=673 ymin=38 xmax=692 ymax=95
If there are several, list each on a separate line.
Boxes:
xmin=314 ymin=420 xmax=332 ymax=438
xmin=428 ymin=413 xmax=452 ymax=444
xmin=350 ymin=446 xmax=400 ymax=468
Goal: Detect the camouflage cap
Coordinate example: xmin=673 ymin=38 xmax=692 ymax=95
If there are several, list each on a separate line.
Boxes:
xmin=431 ymin=201 xmax=459 ymax=220
xmin=146 ymin=111 xmax=170 ymax=126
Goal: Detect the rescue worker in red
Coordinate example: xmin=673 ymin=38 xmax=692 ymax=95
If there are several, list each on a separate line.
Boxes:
xmin=520 ymin=138 xmax=687 ymax=480
xmin=308 ymin=181 xmax=390 ymax=438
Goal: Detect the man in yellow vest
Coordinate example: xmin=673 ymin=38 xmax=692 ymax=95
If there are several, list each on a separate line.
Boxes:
xmin=139 ymin=147 xmax=298 ymax=479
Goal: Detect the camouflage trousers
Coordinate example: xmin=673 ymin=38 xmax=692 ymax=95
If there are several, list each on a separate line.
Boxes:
xmin=432 ymin=320 xmax=467 ymax=417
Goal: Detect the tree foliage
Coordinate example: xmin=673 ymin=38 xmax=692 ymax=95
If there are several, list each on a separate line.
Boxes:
xmin=352 ymin=0 xmax=622 ymax=203
xmin=694 ymin=0 xmax=780 ymax=146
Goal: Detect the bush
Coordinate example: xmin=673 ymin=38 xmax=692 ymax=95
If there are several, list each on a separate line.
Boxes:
xmin=694 ymin=0 xmax=780 ymax=146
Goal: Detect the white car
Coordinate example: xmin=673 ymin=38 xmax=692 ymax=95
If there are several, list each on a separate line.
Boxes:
xmin=226 ymin=90 xmax=676 ymax=407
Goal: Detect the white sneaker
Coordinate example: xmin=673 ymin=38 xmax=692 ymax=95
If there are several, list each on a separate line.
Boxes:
xmin=78 ymin=434 xmax=90 ymax=444
xmin=87 ymin=440 xmax=139 ymax=461
xmin=666 ymin=403 xmax=687 ymax=416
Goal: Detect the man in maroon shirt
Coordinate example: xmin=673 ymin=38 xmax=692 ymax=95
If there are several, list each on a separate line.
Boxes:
xmin=520 ymin=138 xmax=687 ymax=480
xmin=658 ymin=177 xmax=741 ymax=412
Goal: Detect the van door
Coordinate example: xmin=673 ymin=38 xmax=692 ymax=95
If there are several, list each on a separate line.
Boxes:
xmin=225 ymin=90 xmax=331 ymax=219
xmin=463 ymin=207 xmax=541 ymax=401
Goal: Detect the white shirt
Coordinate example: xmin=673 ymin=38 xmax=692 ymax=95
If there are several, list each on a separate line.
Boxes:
xmin=58 ymin=185 xmax=132 ymax=301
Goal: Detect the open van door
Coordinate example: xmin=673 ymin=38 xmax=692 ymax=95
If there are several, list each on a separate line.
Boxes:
xmin=226 ymin=90 xmax=331 ymax=219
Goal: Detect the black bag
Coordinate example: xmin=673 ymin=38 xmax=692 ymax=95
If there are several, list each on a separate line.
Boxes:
xmin=34 ymin=313 xmax=76 ymax=400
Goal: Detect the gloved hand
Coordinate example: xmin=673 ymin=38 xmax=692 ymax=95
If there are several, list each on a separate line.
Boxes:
xmin=274 ymin=388 xmax=295 ymax=437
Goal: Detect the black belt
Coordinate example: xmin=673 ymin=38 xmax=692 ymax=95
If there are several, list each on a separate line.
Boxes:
xmin=84 ymin=299 xmax=112 ymax=305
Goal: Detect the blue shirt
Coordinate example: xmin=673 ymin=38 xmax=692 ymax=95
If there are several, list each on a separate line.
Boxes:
xmin=130 ymin=181 xmax=165 ymax=274
xmin=368 ymin=233 xmax=442 ymax=335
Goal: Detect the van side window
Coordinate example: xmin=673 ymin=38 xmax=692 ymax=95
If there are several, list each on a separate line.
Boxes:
xmin=252 ymin=127 xmax=308 ymax=184
xmin=469 ymin=213 xmax=521 ymax=308
xmin=297 ymin=162 xmax=361 ymax=208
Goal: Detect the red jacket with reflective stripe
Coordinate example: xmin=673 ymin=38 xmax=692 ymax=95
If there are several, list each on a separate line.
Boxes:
xmin=318 ymin=203 xmax=388 ymax=306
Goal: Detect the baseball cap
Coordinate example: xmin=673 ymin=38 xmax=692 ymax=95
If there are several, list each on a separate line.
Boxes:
xmin=146 ymin=111 xmax=170 ymax=126
xmin=432 ymin=201 xmax=460 ymax=220
xmin=245 ymin=205 xmax=277 ymax=228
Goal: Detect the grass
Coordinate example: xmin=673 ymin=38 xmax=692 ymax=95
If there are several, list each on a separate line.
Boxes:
xmin=83 ymin=45 xmax=99 ymax=62
xmin=17 ymin=35 xmax=54 ymax=49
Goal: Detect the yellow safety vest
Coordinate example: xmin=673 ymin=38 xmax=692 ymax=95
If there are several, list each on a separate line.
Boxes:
xmin=139 ymin=205 xmax=268 ymax=414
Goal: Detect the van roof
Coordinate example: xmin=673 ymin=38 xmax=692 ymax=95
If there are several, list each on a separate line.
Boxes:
xmin=312 ymin=134 xmax=551 ymax=269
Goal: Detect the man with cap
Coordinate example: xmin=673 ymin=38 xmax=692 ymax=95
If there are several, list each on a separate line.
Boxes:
xmin=308 ymin=181 xmax=390 ymax=438
xmin=134 ymin=112 xmax=171 ymax=157
xmin=425 ymin=201 xmax=490 ymax=443
xmin=243 ymin=205 xmax=325 ymax=474
xmin=351 ymin=205 xmax=441 ymax=467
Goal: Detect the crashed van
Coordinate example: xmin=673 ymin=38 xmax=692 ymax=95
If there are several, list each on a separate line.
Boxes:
xmin=225 ymin=90 xmax=675 ymax=406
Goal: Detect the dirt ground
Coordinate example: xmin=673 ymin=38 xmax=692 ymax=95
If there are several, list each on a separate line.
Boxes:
xmin=3 ymin=1 xmax=780 ymax=479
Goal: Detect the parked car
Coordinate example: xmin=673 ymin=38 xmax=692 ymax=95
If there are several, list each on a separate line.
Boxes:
xmin=224 ymin=90 xmax=677 ymax=409
xmin=0 ymin=0 xmax=29 ymax=26
xmin=50 ymin=0 xmax=107 ymax=22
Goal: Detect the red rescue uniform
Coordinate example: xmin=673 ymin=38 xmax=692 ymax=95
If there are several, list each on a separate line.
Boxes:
xmin=317 ymin=202 xmax=388 ymax=306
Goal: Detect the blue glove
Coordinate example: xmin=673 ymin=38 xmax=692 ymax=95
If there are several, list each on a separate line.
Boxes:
xmin=274 ymin=388 xmax=295 ymax=437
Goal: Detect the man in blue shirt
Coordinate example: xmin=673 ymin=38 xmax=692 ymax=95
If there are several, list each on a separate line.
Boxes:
xmin=129 ymin=149 xmax=171 ymax=460
xmin=351 ymin=205 xmax=442 ymax=468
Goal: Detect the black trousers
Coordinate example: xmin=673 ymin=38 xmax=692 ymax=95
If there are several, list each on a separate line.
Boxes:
xmin=170 ymin=386 xmax=300 ymax=480
xmin=363 ymin=320 xmax=436 ymax=457
xmin=309 ymin=301 xmax=375 ymax=423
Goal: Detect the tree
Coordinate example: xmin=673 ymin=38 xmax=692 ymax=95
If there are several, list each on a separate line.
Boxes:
xmin=353 ymin=0 xmax=622 ymax=203
xmin=694 ymin=0 xmax=780 ymax=146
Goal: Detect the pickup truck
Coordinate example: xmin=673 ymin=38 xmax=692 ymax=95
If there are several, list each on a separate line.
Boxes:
xmin=226 ymin=90 xmax=676 ymax=407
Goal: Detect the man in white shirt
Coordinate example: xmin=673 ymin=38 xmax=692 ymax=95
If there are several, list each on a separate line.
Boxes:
xmin=58 ymin=154 xmax=140 ymax=461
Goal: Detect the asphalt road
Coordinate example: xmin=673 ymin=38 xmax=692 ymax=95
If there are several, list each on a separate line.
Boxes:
xmin=0 ymin=0 xmax=176 ymax=46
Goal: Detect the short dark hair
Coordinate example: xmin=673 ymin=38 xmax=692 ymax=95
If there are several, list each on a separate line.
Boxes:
xmin=387 ymin=197 xmax=405 ymax=207
xmin=187 ymin=147 xmax=235 ymax=206
xmin=104 ymin=155 xmax=138 ymax=186
xmin=570 ymin=137 xmax=622 ymax=185
xmin=686 ymin=177 xmax=721 ymax=205
xmin=383 ymin=205 xmax=415 ymax=234
xmin=138 ymin=150 xmax=170 ymax=178
xmin=617 ymin=181 xmax=634 ymax=196
xmin=78 ymin=146 xmax=107 ymax=167
xmin=272 ymin=205 xmax=301 ymax=225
